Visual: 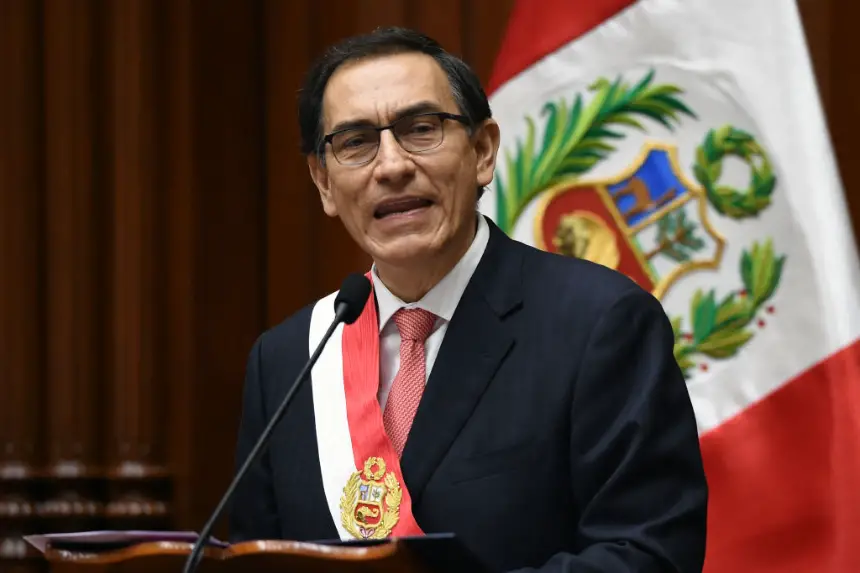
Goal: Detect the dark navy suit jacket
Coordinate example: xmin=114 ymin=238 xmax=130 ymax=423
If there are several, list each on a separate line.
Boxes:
xmin=229 ymin=217 xmax=708 ymax=573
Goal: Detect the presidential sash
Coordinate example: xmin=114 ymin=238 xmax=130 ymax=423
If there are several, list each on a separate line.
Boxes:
xmin=308 ymin=273 xmax=424 ymax=540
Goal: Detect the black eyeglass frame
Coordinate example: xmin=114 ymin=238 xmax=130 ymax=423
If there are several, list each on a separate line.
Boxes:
xmin=320 ymin=111 xmax=472 ymax=166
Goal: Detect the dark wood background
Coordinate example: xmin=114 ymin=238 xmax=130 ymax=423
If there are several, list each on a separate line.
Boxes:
xmin=0 ymin=1 xmax=856 ymax=571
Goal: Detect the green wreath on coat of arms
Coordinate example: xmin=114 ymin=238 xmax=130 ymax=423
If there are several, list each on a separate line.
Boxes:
xmin=495 ymin=69 xmax=785 ymax=378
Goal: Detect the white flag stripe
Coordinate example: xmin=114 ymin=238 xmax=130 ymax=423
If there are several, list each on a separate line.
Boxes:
xmin=481 ymin=0 xmax=860 ymax=433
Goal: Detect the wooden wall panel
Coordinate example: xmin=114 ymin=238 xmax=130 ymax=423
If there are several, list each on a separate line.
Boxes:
xmin=180 ymin=0 xmax=266 ymax=536
xmin=264 ymin=0 xmax=315 ymax=325
xmin=41 ymin=0 xmax=104 ymax=539
xmin=163 ymin=0 xmax=197 ymax=533
xmin=797 ymin=0 xmax=831 ymax=108
xmin=103 ymin=0 xmax=172 ymax=527
xmin=410 ymin=0 xmax=464 ymax=56
xmin=106 ymin=0 xmax=159 ymax=477
xmin=0 ymin=0 xmax=43 ymax=569
xmin=0 ymin=1 xmax=857 ymax=572
xmin=463 ymin=0 xmax=514 ymax=87
xmin=827 ymin=1 xmax=860 ymax=236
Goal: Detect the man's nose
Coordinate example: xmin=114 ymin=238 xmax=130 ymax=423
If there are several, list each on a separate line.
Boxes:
xmin=373 ymin=131 xmax=415 ymax=183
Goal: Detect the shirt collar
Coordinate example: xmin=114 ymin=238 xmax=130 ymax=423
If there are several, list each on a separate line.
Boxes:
xmin=371 ymin=214 xmax=490 ymax=331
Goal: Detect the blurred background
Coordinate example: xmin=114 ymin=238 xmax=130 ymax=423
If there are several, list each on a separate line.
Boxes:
xmin=0 ymin=1 xmax=857 ymax=572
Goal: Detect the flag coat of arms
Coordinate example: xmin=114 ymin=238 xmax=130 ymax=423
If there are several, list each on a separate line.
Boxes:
xmin=480 ymin=1 xmax=860 ymax=571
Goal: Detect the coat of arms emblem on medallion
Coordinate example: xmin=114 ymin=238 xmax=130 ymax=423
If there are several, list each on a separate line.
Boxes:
xmin=340 ymin=456 xmax=402 ymax=539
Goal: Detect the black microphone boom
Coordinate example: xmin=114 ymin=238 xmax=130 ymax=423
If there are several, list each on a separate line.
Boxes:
xmin=181 ymin=273 xmax=372 ymax=573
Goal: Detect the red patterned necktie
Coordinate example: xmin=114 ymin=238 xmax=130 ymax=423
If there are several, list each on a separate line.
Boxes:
xmin=383 ymin=308 xmax=437 ymax=457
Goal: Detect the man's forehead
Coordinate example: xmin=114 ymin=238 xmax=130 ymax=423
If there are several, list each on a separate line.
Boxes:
xmin=321 ymin=53 xmax=456 ymax=127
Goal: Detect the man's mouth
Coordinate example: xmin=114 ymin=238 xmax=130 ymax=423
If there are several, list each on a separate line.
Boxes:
xmin=373 ymin=197 xmax=434 ymax=219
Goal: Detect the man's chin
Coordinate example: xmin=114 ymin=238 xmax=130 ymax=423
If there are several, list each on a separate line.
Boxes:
xmin=367 ymin=235 xmax=439 ymax=267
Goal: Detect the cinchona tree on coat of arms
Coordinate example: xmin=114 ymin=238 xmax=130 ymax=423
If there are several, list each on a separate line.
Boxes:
xmin=494 ymin=69 xmax=785 ymax=378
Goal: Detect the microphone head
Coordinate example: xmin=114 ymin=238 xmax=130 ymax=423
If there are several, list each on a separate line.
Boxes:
xmin=334 ymin=273 xmax=372 ymax=324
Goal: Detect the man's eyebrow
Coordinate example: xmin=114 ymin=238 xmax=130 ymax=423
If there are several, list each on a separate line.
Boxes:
xmin=327 ymin=101 xmax=445 ymax=134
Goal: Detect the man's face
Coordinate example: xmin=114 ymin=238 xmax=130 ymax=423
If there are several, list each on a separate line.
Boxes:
xmin=308 ymin=52 xmax=499 ymax=268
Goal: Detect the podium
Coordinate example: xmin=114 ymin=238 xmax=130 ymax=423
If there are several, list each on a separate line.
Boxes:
xmin=42 ymin=539 xmax=424 ymax=573
xmin=33 ymin=533 xmax=487 ymax=573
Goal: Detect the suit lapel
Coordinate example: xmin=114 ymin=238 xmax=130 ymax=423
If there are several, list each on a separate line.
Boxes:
xmin=399 ymin=220 xmax=523 ymax=504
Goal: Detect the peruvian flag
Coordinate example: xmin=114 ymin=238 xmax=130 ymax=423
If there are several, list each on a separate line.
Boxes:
xmin=480 ymin=1 xmax=860 ymax=571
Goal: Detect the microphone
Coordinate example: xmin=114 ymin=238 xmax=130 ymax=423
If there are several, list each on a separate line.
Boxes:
xmin=181 ymin=273 xmax=372 ymax=573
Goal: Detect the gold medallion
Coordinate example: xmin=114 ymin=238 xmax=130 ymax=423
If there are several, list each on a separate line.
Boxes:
xmin=340 ymin=457 xmax=402 ymax=539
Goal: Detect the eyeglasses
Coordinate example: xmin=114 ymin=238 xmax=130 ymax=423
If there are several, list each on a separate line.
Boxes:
xmin=322 ymin=112 xmax=471 ymax=166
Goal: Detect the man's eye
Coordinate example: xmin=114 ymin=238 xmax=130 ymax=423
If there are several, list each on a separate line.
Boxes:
xmin=409 ymin=122 xmax=436 ymax=133
xmin=342 ymin=135 xmax=368 ymax=148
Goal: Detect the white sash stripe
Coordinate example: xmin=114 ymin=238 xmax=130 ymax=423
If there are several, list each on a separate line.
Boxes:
xmin=309 ymin=291 xmax=354 ymax=540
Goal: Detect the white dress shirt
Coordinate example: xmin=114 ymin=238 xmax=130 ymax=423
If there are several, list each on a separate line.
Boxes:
xmin=371 ymin=214 xmax=490 ymax=411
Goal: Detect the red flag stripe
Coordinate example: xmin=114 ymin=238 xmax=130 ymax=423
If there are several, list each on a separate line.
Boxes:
xmin=487 ymin=0 xmax=638 ymax=95
xmin=700 ymin=337 xmax=860 ymax=573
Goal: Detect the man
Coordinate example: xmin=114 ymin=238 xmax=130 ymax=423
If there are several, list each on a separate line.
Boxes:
xmin=229 ymin=26 xmax=708 ymax=573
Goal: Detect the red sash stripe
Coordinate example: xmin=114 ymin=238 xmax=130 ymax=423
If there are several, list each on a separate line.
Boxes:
xmin=341 ymin=273 xmax=424 ymax=537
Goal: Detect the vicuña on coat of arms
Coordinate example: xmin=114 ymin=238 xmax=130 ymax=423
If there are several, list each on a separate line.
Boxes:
xmin=493 ymin=70 xmax=785 ymax=378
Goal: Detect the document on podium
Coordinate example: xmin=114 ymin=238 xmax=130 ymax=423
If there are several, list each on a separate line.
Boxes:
xmin=23 ymin=530 xmax=227 ymax=553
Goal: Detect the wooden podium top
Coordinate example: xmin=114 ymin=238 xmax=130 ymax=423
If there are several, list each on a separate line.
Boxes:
xmin=44 ymin=539 xmax=431 ymax=573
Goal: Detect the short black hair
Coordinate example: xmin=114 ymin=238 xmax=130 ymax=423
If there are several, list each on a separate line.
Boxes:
xmin=297 ymin=26 xmax=492 ymax=157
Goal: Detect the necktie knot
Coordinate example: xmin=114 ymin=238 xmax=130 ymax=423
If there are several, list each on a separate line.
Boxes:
xmin=393 ymin=308 xmax=436 ymax=342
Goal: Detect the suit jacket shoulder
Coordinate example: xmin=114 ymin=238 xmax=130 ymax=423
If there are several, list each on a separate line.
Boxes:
xmin=510 ymin=237 xmax=668 ymax=350
xmin=254 ymin=293 xmax=342 ymax=406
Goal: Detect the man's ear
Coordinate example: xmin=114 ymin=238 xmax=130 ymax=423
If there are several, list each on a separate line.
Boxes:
xmin=308 ymin=153 xmax=338 ymax=217
xmin=473 ymin=118 xmax=501 ymax=188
